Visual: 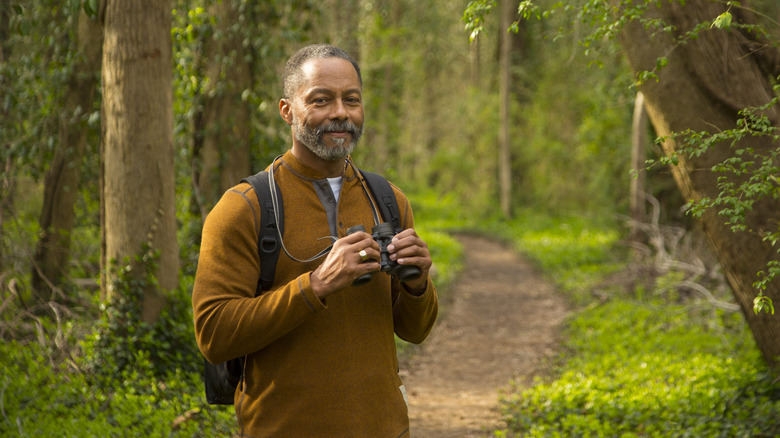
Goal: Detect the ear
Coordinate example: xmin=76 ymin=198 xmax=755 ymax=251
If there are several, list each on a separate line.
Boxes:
xmin=279 ymin=98 xmax=294 ymax=126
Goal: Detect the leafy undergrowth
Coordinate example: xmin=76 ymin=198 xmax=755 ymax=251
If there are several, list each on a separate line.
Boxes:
xmin=486 ymin=211 xmax=780 ymax=437
xmin=0 ymin=339 xmax=236 ymax=437
xmin=498 ymin=300 xmax=780 ymax=437
xmin=0 ymin=282 xmax=238 ymax=437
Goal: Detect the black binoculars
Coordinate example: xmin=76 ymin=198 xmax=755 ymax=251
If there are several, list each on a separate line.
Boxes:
xmin=347 ymin=223 xmax=422 ymax=286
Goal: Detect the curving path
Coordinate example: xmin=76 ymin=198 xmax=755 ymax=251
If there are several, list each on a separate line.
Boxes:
xmin=401 ymin=234 xmax=570 ymax=437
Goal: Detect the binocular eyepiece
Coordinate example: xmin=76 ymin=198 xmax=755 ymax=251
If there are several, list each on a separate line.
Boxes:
xmin=347 ymin=223 xmax=422 ymax=286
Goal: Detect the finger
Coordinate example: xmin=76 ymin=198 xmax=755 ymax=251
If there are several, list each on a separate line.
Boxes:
xmin=397 ymin=227 xmax=417 ymax=236
xmin=388 ymin=232 xmax=420 ymax=253
xmin=358 ymin=248 xmax=370 ymax=262
xmin=396 ymin=253 xmax=431 ymax=269
xmin=334 ymin=233 xmax=376 ymax=258
xmin=357 ymin=246 xmax=380 ymax=263
xmin=390 ymin=237 xmax=429 ymax=260
xmin=340 ymin=230 xmax=371 ymax=245
xmin=391 ymin=228 xmax=418 ymax=242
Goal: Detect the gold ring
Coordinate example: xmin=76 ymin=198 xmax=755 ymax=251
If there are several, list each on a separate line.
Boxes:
xmin=359 ymin=249 xmax=368 ymax=261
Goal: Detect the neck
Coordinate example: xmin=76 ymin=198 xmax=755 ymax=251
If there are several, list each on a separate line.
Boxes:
xmin=291 ymin=142 xmax=346 ymax=177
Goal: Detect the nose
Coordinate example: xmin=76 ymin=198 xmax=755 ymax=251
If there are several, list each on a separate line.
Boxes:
xmin=331 ymin=99 xmax=348 ymax=121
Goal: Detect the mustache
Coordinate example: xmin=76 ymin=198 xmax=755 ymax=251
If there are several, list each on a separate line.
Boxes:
xmin=314 ymin=120 xmax=362 ymax=136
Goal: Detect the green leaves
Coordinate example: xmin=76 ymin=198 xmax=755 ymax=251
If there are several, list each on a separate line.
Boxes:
xmin=655 ymin=97 xmax=780 ymax=312
xmin=1 ymin=341 xmax=235 ymax=436
xmin=499 ymin=296 xmax=776 ymax=437
xmin=711 ymin=11 xmax=732 ymax=30
xmin=502 ymin=297 xmax=778 ymax=437
xmin=754 ymin=292 xmax=775 ymax=315
xmin=67 ymin=0 xmax=100 ymax=17
xmin=462 ymin=0 xmax=496 ymax=42
xmin=83 ymin=0 xmax=100 ymax=18
xmin=517 ymin=0 xmax=541 ymax=20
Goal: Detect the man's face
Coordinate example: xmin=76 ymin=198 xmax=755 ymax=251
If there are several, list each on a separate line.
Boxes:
xmin=286 ymin=57 xmax=364 ymax=162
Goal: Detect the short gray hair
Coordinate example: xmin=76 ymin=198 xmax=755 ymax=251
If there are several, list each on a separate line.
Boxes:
xmin=282 ymin=44 xmax=362 ymax=100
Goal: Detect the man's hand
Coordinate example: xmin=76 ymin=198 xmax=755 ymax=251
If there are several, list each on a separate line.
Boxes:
xmin=387 ymin=228 xmax=432 ymax=294
xmin=310 ymin=231 xmax=380 ymax=299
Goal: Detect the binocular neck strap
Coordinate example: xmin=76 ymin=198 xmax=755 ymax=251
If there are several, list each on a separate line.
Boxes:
xmin=347 ymin=159 xmax=381 ymax=227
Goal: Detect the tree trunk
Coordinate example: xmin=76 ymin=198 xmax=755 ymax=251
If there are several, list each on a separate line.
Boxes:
xmin=194 ymin=0 xmax=252 ymax=213
xmin=498 ymin=0 xmax=513 ymax=218
xmin=101 ymin=0 xmax=178 ymax=324
xmin=470 ymin=36 xmax=481 ymax=88
xmin=358 ymin=0 xmax=401 ymax=174
xmin=616 ymin=0 xmax=780 ymax=366
xmin=324 ymin=0 xmax=361 ymax=60
xmin=32 ymin=9 xmax=103 ymax=299
xmin=629 ymin=91 xmax=648 ymax=250
xmin=0 ymin=2 xmax=11 ymax=274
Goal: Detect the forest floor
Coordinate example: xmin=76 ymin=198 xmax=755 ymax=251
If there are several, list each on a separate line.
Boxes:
xmin=400 ymin=234 xmax=571 ymax=437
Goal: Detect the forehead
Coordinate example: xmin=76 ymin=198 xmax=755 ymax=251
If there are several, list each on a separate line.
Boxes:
xmin=298 ymin=57 xmax=361 ymax=95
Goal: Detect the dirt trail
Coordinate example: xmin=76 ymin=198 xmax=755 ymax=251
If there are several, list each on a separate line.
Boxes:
xmin=401 ymin=234 xmax=569 ymax=437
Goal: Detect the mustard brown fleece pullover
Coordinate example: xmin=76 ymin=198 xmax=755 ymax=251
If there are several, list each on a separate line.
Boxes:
xmin=192 ymin=151 xmax=438 ymax=437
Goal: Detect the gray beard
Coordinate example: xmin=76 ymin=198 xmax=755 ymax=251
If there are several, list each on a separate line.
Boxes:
xmin=294 ymin=119 xmax=363 ymax=161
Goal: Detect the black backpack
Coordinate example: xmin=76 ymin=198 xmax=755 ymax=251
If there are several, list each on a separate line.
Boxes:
xmin=203 ymin=168 xmax=402 ymax=405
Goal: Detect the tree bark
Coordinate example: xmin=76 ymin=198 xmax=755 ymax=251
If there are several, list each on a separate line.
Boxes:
xmin=324 ymin=0 xmax=361 ymax=59
xmin=101 ymin=0 xmax=178 ymax=324
xmin=470 ymin=36 xmax=481 ymax=88
xmin=498 ymin=0 xmax=514 ymax=218
xmin=32 ymin=9 xmax=103 ymax=299
xmin=0 ymin=2 xmax=11 ymax=274
xmin=629 ymin=91 xmax=648 ymax=249
xmin=616 ymin=0 xmax=780 ymax=366
xmin=194 ymin=0 xmax=252 ymax=213
xmin=358 ymin=0 xmax=402 ymax=174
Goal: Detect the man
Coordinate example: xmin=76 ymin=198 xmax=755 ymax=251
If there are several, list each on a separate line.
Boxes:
xmin=192 ymin=44 xmax=438 ymax=437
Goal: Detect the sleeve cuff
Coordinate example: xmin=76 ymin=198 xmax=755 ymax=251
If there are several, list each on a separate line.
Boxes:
xmin=402 ymin=278 xmax=430 ymax=298
xmin=298 ymin=273 xmax=327 ymax=312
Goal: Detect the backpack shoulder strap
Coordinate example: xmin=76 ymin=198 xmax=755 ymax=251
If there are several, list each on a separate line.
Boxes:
xmin=360 ymin=169 xmax=402 ymax=232
xmin=241 ymin=170 xmax=283 ymax=295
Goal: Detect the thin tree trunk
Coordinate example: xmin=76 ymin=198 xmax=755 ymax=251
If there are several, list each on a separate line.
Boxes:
xmin=470 ymin=36 xmax=480 ymax=88
xmin=498 ymin=0 xmax=513 ymax=218
xmin=32 ymin=9 xmax=103 ymax=299
xmin=361 ymin=0 xmax=401 ymax=174
xmin=629 ymin=91 xmax=648 ymax=250
xmin=617 ymin=0 xmax=780 ymax=366
xmin=102 ymin=0 xmax=178 ymax=324
xmin=0 ymin=2 xmax=15 ymax=274
xmin=326 ymin=0 xmax=360 ymax=60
